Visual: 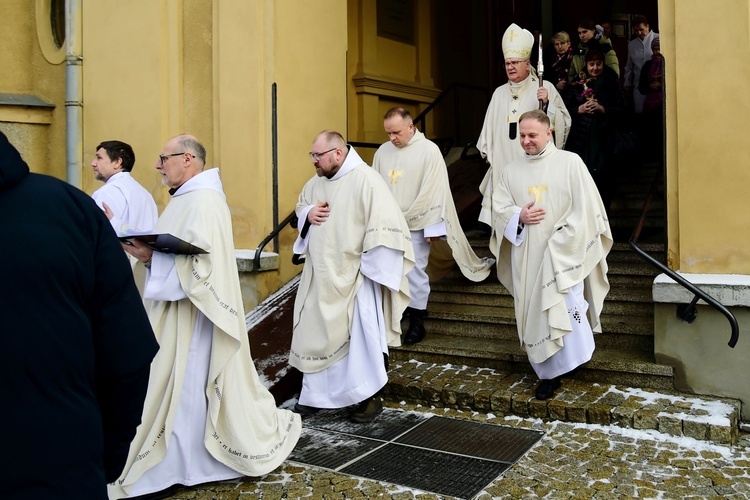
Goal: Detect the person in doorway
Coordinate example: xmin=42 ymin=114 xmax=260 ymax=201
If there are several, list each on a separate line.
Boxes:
xmin=547 ymin=31 xmax=574 ymax=92
xmin=372 ymin=107 xmax=493 ymax=345
xmin=625 ymin=15 xmax=658 ymax=113
xmin=477 ymin=22 xmax=571 ymax=241
xmin=291 ymin=130 xmax=414 ymax=423
xmin=563 ymin=48 xmax=628 ymax=210
xmin=491 ymin=110 xmax=612 ymax=400
xmin=638 ymin=35 xmax=665 ymax=163
xmin=568 ymin=19 xmax=620 ymax=82
xmin=110 ymin=134 xmax=301 ymax=499
xmin=0 ymin=130 xmax=158 ymax=500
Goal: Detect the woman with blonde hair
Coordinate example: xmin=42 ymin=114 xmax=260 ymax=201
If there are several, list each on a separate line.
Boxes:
xmin=548 ymin=31 xmax=573 ymax=91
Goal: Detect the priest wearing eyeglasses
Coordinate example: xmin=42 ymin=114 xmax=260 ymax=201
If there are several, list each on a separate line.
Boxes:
xmin=291 ymin=130 xmax=415 ymax=424
xmin=477 ymin=23 xmax=571 ymax=231
xmin=109 ymin=134 xmax=301 ymax=499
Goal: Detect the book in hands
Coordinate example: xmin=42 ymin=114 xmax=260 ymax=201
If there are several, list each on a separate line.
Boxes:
xmin=118 ymin=232 xmax=208 ymax=255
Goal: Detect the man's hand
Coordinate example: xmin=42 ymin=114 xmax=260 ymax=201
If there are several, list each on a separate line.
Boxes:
xmin=102 ymin=202 xmax=114 ymax=221
xmin=121 ymin=238 xmax=154 ymax=265
xmin=308 ymin=202 xmax=330 ymax=225
xmin=537 ymin=87 xmax=549 ymax=105
xmin=519 ymin=200 xmax=545 ymax=225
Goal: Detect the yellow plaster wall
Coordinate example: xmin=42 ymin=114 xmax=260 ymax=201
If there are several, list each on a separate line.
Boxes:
xmin=0 ymin=0 xmax=66 ymax=177
xmin=347 ymin=0 xmax=439 ymax=158
xmin=663 ymin=0 xmax=750 ymax=274
xmin=268 ymin=0 xmax=349 ymax=297
xmin=77 ymin=0 xmax=346 ymax=306
xmin=81 ymin=1 xmax=177 ymax=206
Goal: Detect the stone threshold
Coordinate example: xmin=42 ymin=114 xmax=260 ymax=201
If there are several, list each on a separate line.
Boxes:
xmin=384 ymin=360 xmax=741 ymax=446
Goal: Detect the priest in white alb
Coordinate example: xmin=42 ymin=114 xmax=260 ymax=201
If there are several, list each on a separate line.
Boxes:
xmin=477 ymin=23 xmax=571 ymax=232
xmin=111 ymin=134 xmax=301 ymax=499
xmin=291 ymin=130 xmax=414 ymax=423
xmin=373 ymin=107 xmax=494 ymax=345
xmin=492 ymin=110 xmax=611 ymax=400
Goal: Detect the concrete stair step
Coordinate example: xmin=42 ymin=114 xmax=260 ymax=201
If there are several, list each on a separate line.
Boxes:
xmin=420 ymin=320 xmax=655 ymax=351
xmin=426 ymin=303 xmax=654 ymax=336
xmin=428 ymin=289 xmax=653 ymax=317
xmin=384 ymin=359 xmax=741 ymax=446
xmin=391 ymin=334 xmax=669 ymax=387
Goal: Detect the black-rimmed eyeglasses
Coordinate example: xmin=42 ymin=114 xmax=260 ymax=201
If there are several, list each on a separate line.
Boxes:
xmin=159 ymin=152 xmax=193 ymax=164
xmin=308 ymin=148 xmax=337 ymax=161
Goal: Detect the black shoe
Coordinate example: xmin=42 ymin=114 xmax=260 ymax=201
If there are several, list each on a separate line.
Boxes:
xmin=349 ymin=396 xmax=383 ymax=423
xmin=534 ymin=377 xmax=561 ymax=400
xmin=403 ymin=309 xmax=427 ymax=345
xmin=294 ymin=402 xmax=321 ymax=416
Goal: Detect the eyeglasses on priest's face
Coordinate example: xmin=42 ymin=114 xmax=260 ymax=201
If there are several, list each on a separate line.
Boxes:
xmin=308 ymin=148 xmax=337 ymax=161
xmin=504 ymin=60 xmax=525 ymax=68
xmin=159 ymin=152 xmax=193 ymax=165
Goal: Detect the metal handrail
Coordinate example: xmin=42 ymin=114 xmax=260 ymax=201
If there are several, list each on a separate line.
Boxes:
xmin=253 ymin=210 xmax=297 ymax=271
xmin=629 ymin=170 xmax=739 ymax=348
xmin=253 ymin=82 xmax=489 ymax=271
xmin=413 ymin=82 xmax=487 ymax=142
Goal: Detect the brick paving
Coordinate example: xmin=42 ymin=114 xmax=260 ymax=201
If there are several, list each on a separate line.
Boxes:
xmin=162 ymin=401 xmax=750 ymax=499
xmin=160 ymin=360 xmax=750 ymax=499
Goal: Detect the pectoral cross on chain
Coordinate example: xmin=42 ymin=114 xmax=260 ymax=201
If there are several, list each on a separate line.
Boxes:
xmin=528 ymin=184 xmax=547 ymax=203
xmin=388 ymin=169 xmax=404 ymax=185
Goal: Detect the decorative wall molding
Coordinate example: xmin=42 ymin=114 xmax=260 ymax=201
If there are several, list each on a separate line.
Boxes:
xmin=352 ymin=73 xmax=440 ymax=103
xmin=0 ymin=93 xmax=55 ymax=124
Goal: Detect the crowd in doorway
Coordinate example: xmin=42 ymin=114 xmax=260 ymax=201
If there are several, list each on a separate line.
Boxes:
xmin=542 ymin=15 xmax=665 ymax=208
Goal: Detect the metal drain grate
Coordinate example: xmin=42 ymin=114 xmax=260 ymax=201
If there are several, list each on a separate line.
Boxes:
xmin=302 ymin=407 xmax=431 ymax=441
xmin=288 ymin=409 xmax=543 ymax=499
xmin=396 ymin=416 xmax=544 ymax=463
xmin=288 ymin=428 xmax=383 ymax=470
xmin=341 ymin=443 xmax=510 ymax=499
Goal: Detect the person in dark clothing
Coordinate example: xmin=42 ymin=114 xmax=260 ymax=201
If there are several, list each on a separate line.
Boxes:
xmin=563 ymin=49 xmax=628 ymax=209
xmin=0 ymin=130 xmax=159 ymax=500
xmin=639 ymin=35 xmax=665 ymax=164
xmin=568 ymin=19 xmax=620 ymax=82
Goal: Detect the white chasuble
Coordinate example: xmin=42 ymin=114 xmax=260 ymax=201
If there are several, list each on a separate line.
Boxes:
xmin=492 ymin=144 xmax=612 ymax=366
xmin=110 ymin=169 xmax=301 ymax=499
xmin=372 ymin=130 xmax=493 ymax=283
xmin=477 ymin=72 xmax=571 ymax=226
xmin=291 ymin=146 xmax=415 ymax=377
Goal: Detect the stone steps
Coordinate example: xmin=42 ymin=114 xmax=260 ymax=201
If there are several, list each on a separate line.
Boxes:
xmin=383 ymin=359 xmax=741 ymax=446
xmin=416 ymin=237 xmax=667 ymax=387
xmin=391 ymin=333 xmax=671 ymax=389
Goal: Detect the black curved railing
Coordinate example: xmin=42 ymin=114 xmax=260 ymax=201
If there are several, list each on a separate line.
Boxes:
xmin=413 ymin=82 xmax=487 ymax=146
xmin=629 ymin=171 xmax=739 ymax=348
xmin=253 ymin=210 xmax=297 ymax=271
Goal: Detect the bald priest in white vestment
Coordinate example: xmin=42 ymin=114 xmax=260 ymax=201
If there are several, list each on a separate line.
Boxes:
xmin=373 ymin=107 xmax=494 ymax=345
xmin=111 ymin=134 xmax=301 ymax=499
xmin=477 ymin=23 xmax=571 ymax=233
xmin=291 ymin=130 xmax=415 ymax=423
xmin=491 ymin=110 xmax=612 ymax=401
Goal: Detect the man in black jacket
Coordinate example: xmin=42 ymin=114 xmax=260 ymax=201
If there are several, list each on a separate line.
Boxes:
xmin=0 ymin=131 xmax=159 ymax=499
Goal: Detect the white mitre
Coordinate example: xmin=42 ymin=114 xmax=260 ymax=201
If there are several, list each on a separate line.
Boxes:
xmin=502 ymin=23 xmax=534 ymax=60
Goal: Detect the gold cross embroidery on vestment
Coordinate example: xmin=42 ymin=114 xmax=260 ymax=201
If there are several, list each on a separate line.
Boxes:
xmin=528 ymin=184 xmax=547 ymax=202
xmin=388 ymin=169 xmax=404 ymax=185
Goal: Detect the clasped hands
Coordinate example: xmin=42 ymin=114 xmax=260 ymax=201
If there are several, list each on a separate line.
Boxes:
xmin=579 ymin=99 xmax=603 ymax=115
